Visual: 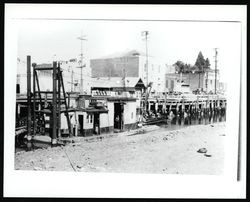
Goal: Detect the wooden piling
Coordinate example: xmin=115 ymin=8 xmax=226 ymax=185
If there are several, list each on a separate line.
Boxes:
xmin=57 ymin=63 xmax=61 ymax=139
xmin=176 ymin=102 xmax=179 ymax=115
xmin=182 ymin=99 xmax=185 ymax=115
xmin=32 ymin=63 xmax=37 ymax=137
xmin=27 ymin=56 xmax=32 ymax=141
xmin=52 ymin=61 xmax=57 ymax=145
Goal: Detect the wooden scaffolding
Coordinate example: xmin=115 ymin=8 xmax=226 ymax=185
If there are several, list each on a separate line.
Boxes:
xmin=27 ymin=56 xmax=72 ymax=145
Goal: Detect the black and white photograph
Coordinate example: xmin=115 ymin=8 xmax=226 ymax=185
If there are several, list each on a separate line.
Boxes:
xmin=4 ymin=4 xmax=246 ymax=198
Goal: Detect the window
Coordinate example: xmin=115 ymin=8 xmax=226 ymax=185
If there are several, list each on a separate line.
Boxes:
xmin=16 ymin=84 xmax=20 ymax=94
xmin=210 ymin=80 xmax=213 ymax=84
xmin=87 ymin=114 xmax=93 ymax=123
xmin=131 ymin=112 xmax=133 ymax=119
xmin=136 ymin=108 xmax=140 ymax=115
xmin=171 ymin=80 xmax=174 ymax=89
xmin=166 ymin=80 xmax=168 ymax=88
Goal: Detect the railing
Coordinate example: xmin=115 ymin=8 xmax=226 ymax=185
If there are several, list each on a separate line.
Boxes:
xmin=91 ymin=91 xmax=137 ymax=98
xmin=144 ymin=93 xmax=226 ymax=101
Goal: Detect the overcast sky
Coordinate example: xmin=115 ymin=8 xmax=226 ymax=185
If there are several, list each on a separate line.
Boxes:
xmin=17 ymin=19 xmax=241 ymax=82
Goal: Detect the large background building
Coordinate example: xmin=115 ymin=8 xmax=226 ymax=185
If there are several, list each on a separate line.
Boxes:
xmin=90 ymin=50 xmax=172 ymax=95
xmin=165 ymin=69 xmax=220 ymax=93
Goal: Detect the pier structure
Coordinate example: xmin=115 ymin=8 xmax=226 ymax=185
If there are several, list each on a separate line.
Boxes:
xmin=143 ymin=94 xmax=227 ymax=117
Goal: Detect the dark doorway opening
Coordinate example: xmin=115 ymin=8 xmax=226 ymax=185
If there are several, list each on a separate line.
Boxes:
xmin=114 ymin=103 xmax=124 ymax=130
xmin=150 ymin=103 xmax=156 ymax=113
xmin=158 ymin=105 xmax=163 ymax=112
xmin=78 ymin=115 xmax=83 ymax=136
xmin=93 ymin=113 xmax=100 ymax=134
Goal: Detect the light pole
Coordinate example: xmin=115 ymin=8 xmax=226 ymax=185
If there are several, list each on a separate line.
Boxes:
xmin=77 ymin=34 xmax=87 ymax=93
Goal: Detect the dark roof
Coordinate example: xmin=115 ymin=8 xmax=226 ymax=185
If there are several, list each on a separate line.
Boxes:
xmin=107 ymin=97 xmax=136 ymax=102
xmin=85 ymin=107 xmax=108 ymax=114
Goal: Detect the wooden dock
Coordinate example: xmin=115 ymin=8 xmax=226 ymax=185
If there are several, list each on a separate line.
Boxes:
xmin=144 ymin=94 xmax=227 ymax=116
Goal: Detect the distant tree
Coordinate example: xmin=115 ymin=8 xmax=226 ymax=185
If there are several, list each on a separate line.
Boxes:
xmin=195 ymin=51 xmax=206 ymax=73
xmin=190 ymin=65 xmax=198 ymax=73
xmin=204 ymin=58 xmax=211 ymax=69
xmin=183 ymin=63 xmax=192 ymax=73
xmin=174 ymin=61 xmax=195 ymax=73
xmin=174 ymin=60 xmax=185 ymax=73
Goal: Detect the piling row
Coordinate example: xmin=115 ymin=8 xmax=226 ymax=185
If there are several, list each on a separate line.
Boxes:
xmin=144 ymin=96 xmax=227 ymax=117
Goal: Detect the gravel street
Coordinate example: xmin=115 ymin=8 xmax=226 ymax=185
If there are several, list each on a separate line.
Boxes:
xmin=15 ymin=122 xmax=226 ymax=175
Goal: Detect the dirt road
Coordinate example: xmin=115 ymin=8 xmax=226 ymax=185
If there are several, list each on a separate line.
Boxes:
xmin=15 ymin=122 xmax=226 ymax=175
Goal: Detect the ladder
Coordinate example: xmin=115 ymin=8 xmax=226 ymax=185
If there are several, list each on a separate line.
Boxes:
xmin=32 ymin=61 xmax=72 ymax=144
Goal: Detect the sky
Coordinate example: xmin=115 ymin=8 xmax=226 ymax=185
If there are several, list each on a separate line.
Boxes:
xmin=17 ymin=19 xmax=242 ymax=82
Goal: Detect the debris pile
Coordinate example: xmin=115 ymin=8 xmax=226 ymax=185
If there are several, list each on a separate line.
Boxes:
xmin=197 ymin=148 xmax=212 ymax=157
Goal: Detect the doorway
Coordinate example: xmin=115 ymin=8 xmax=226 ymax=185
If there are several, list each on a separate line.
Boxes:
xmin=114 ymin=103 xmax=124 ymax=130
xmin=78 ymin=115 xmax=83 ymax=136
xmin=93 ymin=113 xmax=100 ymax=134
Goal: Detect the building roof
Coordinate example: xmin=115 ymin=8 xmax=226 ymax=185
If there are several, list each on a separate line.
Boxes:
xmin=91 ymin=77 xmax=145 ymax=89
xmin=92 ymin=50 xmax=147 ymax=60
xmin=85 ymin=107 xmax=109 ymax=114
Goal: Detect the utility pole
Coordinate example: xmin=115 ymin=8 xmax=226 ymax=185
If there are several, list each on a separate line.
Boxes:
xmin=71 ymin=70 xmax=74 ymax=92
xmin=67 ymin=70 xmax=76 ymax=92
xmin=189 ymin=71 xmax=191 ymax=85
xmin=214 ymin=48 xmax=218 ymax=94
xmin=206 ymin=69 xmax=208 ymax=93
xmin=77 ymin=33 xmax=87 ymax=93
xmin=123 ymin=68 xmax=126 ymax=91
xmin=109 ymin=68 xmax=111 ymax=79
xmin=198 ymin=71 xmax=200 ymax=89
xmin=142 ymin=31 xmax=149 ymax=114
xmin=142 ymin=31 xmax=149 ymax=87
xmin=202 ymin=64 xmax=204 ymax=91
xmin=164 ymin=86 xmax=167 ymax=114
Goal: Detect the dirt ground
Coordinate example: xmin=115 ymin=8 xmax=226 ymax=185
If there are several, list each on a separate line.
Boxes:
xmin=15 ymin=122 xmax=226 ymax=175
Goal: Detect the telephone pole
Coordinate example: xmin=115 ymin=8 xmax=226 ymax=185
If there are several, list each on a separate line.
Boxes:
xmin=123 ymin=68 xmax=126 ymax=91
xmin=71 ymin=70 xmax=74 ymax=92
xmin=77 ymin=33 xmax=87 ymax=93
xmin=142 ymin=31 xmax=149 ymax=87
xmin=142 ymin=31 xmax=149 ymax=114
xmin=214 ymin=48 xmax=218 ymax=94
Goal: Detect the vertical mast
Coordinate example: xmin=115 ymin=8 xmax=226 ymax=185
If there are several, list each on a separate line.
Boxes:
xmin=142 ymin=31 xmax=149 ymax=113
xmin=214 ymin=48 xmax=218 ymax=94
xmin=77 ymin=33 xmax=87 ymax=93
